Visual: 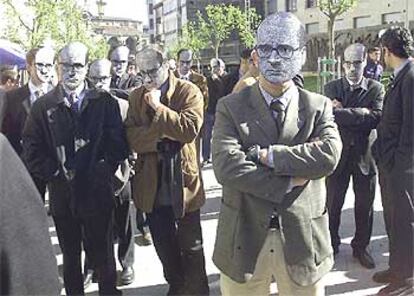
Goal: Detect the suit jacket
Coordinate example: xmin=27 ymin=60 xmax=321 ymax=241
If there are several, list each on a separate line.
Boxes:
xmin=207 ymin=74 xmax=227 ymax=115
xmin=212 ymin=84 xmax=342 ymax=286
xmin=1 ymin=85 xmax=31 ymax=155
xmin=125 ymin=72 xmax=205 ymax=216
xmin=110 ymin=73 xmax=142 ymax=99
xmin=174 ymin=70 xmax=209 ymax=111
xmin=22 ymin=84 xmax=129 ymax=217
xmin=374 ymin=61 xmax=414 ymax=177
xmin=324 ymin=77 xmax=384 ymax=175
xmin=0 ymin=133 xmax=60 ymax=295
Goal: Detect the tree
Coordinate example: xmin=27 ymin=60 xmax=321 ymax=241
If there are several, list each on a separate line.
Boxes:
xmin=194 ymin=4 xmax=261 ymax=58
xmin=1 ymin=0 xmax=108 ymax=59
xmin=319 ymin=0 xmax=358 ymax=59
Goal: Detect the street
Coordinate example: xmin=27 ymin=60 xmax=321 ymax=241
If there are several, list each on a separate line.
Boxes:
xmin=52 ymin=164 xmax=389 ymax=296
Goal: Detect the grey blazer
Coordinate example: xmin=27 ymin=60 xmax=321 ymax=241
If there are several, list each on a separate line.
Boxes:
xmin=212 ymin=83 xmax=342 ymax=286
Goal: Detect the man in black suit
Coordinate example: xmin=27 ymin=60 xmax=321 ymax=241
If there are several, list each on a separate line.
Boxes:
xmin=22 ymin=42 xmax=128 ymax=295
xmin=324 ymin=43 xmax=384 ymax=269
xmin=109 ymin=45 xmax=142 ymax=99
xmin=372 ymin=26 xmax=414 ymax=295
xmin=1 ymin=47 xmax=55 ymax=201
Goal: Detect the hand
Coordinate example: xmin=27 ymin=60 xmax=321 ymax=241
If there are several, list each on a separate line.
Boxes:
xmin=245 ymin=144 xmax=260 ymax=163
xmin=360 ymin=107 xmax=370 ymax=115
xmin=291 ymin=177 xmax=308 ymax=187
xmin=144 ymin=89 xmax=162 ymax=110
xmin=258 ymin=148 xmax=268 ymax=165
xmin=332 ymin=99 xmax=343 ymax=109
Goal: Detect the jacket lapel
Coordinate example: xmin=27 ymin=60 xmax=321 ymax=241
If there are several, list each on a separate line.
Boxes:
xmin=21 ymin=85 xmax=31 ymax=114
xmin=247 ymin=84 xmax=279 ymax=143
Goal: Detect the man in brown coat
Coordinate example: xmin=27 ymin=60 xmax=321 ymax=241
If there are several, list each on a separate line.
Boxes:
xmin=125 ymin=46 xmax=209 ymax=295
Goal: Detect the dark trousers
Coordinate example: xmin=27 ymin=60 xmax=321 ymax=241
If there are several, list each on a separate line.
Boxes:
xmin=54 ymin=210 xmax=119 ymax=296
xmin=33 ymin=176 xmax=47 ymax=203
xmin=327 ymin=150 xmax=376 ymax=250
xmin=379 ymin=169 xmax=414 ymax=280
xmin=114 ymin=182 xmax=135 ymax=268
xmin=147 ymin=206 xmax=209 ymax=295
xmin=202 ymin=113 xmax=215 ymax=162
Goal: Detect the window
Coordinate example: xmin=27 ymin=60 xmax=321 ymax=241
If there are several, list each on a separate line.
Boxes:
xmin=382 ymin=12 xmax=402 ymax=24
xmin=286 ymin=0 xmax=297 ymax=12
xmin=306 ymin=0 xmax=317 ymax=8
xmin=353 ymin=16 xmax=371 ymax=28
xmin=335 ymin=18 xmax=345 ymax=30
xmin=306 ymin=22 xmax=319 ymax=34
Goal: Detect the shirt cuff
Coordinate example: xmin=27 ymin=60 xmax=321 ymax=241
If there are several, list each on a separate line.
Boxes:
xmin=267 ymin=145 xmax=275 ymax=168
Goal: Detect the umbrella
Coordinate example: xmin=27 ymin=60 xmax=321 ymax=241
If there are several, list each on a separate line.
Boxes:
xmin=0 ymin=39 xmax=26 ymax=69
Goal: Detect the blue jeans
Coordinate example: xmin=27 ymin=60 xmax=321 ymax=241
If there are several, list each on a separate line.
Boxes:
xmin=202 ymin=113 xmax=215 ymax=162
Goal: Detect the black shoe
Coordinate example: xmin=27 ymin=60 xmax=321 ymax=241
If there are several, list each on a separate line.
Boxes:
xmin=373 ymin=269 xmax=397 ymax=284
xmin=377 ymin=278 xmax=414 ymax=295
xmin=353 ymin=248 xmax=375 ymax=269
xmin=120 ymin=266 xmax=134 ymax=285
xmin=83 ymin=269 xmax=95 ymax=289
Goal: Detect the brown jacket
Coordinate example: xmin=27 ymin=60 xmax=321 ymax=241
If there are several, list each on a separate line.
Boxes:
xmin=125 ymin=72 xmax=205 ymax=214
xmin=174 ymin=70 xmax=209 ymax=111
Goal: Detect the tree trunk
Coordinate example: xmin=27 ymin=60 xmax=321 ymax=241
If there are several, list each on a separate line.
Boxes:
xmin=215 ymin=41 xmax=220 ymax=59
xmin=327 ymin=17 xmax=335 ymax=60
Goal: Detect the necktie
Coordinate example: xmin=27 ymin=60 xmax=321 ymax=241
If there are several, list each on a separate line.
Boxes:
xmin=68 ymin=92 xmax=78 ymax=112
xmin=34 ymin=90 xmax=44 ymax=99
xmin=270 ymin=99 xmax=286 ymax=130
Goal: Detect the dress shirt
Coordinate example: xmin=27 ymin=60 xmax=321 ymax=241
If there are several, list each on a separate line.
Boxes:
xmin=258 ymin=82 xmax=298 ymax=168
xmin=28 ymin=80 xmax=51 ymax=106
xmin=393 ymin=59 xmax=411 ymax=78
xmin=179 ymin=73 xmax=191 ymax=81
xmin=63 ymin=82 xmax=86 ymax=111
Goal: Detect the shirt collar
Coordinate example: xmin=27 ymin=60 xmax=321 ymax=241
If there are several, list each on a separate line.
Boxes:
xmin=344 ymin=76 xmax=368 ymax=91
xmin=63 ymin=81 xmax=85 ymax=99
xmin=258 ymin=82 xmax=297 ymax=109
xmin=179 ymin=71 xmax=191 ymax=80
xmin=393 ymin=59 xmax=410 ymax=78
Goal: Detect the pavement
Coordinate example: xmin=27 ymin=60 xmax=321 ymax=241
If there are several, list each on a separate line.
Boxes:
xmin=52 ymin=164 xmax=389 ymax=295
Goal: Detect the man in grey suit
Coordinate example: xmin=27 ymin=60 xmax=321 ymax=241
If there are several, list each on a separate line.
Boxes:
xmin=212 ymin=12 xmax=342 ymax=295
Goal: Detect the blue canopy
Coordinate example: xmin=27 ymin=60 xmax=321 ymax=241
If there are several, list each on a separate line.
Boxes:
xmin=0 ymin=39 xmax=26 ymax=69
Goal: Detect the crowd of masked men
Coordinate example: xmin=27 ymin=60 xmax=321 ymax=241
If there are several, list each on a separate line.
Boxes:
xmin=0 ymin=11 xmax=412 ymax=296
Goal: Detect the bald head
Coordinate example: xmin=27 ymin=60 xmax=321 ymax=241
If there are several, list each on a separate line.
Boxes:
xmin=343 ymin=43 xmax=367 ymax=84
xmin=110 ymin=46 xmax=130 ymax=76
xmin=58 ymin=42 xmax=88 ymax=90
xmin=254 ymin=12 xmax=307 ymax=84
xmin=89 ymin=59 xmax=112 ymax=90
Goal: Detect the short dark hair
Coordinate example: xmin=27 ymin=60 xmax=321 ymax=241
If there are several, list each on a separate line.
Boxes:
xmin=240 ymin=48 xmax=253 ymax=60
xmin=368 ymin=47 xmax=381 ymax=54
xmin=176 ymin=48 xmax=192 ymax=60
xmin=0 ymin=67 xmax=18 ymax=85
xmin=380 ymin=26 xmax=414 ymax=59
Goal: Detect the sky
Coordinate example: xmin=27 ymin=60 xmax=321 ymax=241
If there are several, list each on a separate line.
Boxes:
xmin=82 ymin=0 xmax=149 ymax=24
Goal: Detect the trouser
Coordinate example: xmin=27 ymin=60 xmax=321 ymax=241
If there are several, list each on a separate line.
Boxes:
xmin=378 ymin=171 xmax=394 ymax=268
xmin=33 ymin=176 xmax=47 ymax=203
xmin=202 ymin=113 xmax=215 ymax=162
xmin=326 ymin=150 xmax=376 ymax=250
xmin=379 ymin=168 xmax=414 ymax=280
xmin=147 ymin=206 xmax=209 ymax=295
xmin=114 ymin=182 xmax=135 ymax=268
xmin=220 ymin=229 xmax=325 ymax=296
xmin=53 ymin=210 xmax=120 ymax=296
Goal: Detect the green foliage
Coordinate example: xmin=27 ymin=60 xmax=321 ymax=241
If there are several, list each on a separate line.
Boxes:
xmin=177 ymin=4 xmax=260 ymax=59
xmin=1 ymin=0 xmax=108 ymax=58
xmin=318 ymin=0 xmax=358 ymax=60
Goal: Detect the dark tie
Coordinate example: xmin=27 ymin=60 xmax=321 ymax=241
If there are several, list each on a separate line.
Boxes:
xmin=270 ymin=99 xmax=286 ymax=130
xmin=34 ymin=90 xmax=43 ymax=100
xmin=68 ymin=92 xmax=78 ymax=112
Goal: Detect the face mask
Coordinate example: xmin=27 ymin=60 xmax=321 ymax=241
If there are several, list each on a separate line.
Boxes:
xmin=34 ymin=47 xmax=55 ymax=84
xmin=58 ymin=43 xmax=88 ymax=90
xmin=256 ymin=13 xmax=305 ymax=84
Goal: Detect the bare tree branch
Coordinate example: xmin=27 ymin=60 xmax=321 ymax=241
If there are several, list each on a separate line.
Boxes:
xmin=3 ymin=0 xmax=33 ymax=32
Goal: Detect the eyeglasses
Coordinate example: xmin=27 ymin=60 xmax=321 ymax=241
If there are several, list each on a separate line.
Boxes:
xmin=35 ymin=63 xmax=54 ymax=70
xmin=89 ymin=76 xmax=111 ymax=83
xmin=343 ymin=60 xmax=364 ymax=67
xmin=59 ymin=63 xmax=85 ymax=71
xmin=138 ymin=64 xmax=163 ymax=79
xmin=112 ymin=60 xmax=127 ymax=66
xmin=256 ymin=44 xmax=301 ymax=59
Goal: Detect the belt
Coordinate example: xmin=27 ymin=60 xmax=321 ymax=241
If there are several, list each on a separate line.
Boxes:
xmin=269 ymin=215 xmax=280 ymax=229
